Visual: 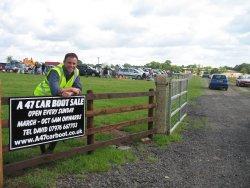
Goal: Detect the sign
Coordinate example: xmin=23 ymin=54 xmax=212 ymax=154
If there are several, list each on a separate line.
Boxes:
xmin=9 ymin=96 xmax=85 ymax=150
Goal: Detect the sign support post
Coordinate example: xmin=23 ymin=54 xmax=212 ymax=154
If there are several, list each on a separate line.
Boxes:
xmin=0 ymin=82 xmax=3 ymax=188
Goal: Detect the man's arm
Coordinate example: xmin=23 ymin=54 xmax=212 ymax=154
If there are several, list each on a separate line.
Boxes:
xmin=72 ymin=76 xmax=82 ymax=95
xmin=47 ymin=70 xmax=61 ymax=96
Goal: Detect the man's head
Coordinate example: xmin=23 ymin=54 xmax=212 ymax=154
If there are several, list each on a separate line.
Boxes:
xmin=63 ymin=53 xmax=78 ymax=73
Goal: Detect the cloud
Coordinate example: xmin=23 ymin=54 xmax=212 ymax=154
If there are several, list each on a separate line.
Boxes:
xmin=131 ymin=0 xmax=154 ymax=17
xmin=0 ymin=0 xmax=249 ymax=67
xmin=227 ymin=12 xmax=250 ymax=34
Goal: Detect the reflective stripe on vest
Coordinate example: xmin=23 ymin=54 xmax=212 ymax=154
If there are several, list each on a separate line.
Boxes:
xmin=34 ymin=64 xmax=79 ymax=96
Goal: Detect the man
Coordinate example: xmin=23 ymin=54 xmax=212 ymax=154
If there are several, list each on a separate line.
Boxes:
xmin=41 ymin=63 xmax=46 ymax=75
xmin=34 ymin=53 xmax=82 ymax=153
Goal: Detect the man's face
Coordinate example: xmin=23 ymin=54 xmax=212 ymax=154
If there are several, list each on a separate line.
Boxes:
xmin=64 ymin=57 xmax=77 ymax=73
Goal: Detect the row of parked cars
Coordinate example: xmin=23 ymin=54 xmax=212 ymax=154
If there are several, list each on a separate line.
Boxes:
xmin=205 ymin=73 xmax=250 ymax=91
xmin=77 ymin=64 xmax=167 ymax=79
xmin=1 ymin=61 xmax=168 ymax=79
xmin=0 ymin=61 xmax=34 ymax=73
xmin=1 ymin=63 xmax=45 ymax=74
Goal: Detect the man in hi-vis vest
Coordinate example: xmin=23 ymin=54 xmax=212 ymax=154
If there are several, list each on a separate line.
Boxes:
xmin=34 ymin=53 xmax=82 ymax=153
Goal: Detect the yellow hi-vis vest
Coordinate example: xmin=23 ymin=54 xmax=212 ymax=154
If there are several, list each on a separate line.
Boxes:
xmin=34 ymin=64 xmax=79 ymax=96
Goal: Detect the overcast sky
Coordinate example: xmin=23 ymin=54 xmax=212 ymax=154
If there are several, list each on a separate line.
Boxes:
xmin=0 ymin=0 xmax=249 ymax=67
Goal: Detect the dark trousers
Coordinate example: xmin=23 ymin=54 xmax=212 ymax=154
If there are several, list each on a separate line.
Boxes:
xmin=40 ymin=142 xmax=57 ymax=154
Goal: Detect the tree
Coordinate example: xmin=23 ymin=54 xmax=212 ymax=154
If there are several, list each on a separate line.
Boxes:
xmin=170 ymin=65 xmax=181 ymax=73
xmin=224 ymin=66 xmax=233 ymax=70
xmin=219 ymin=66 xmax=227 ymax=73
xmin=6 ymin=56 xmax=13 ymax=63
xmin=196 ymin=67 xmax=202 ymax=76
xmin=240 ymin=67 xmax=248 ymax=74
xmin=210 ymin=68 xmax=220 ymax=74
xmin=163 ymin=60 xmax=172 ymax=66
xmin=160 ymin=60 xmax=172 ymax=70
xmin=234 ymin=63 xmax=250 ymax=74
xmin=77 ymin=60 xmax=83 ymax=65
xmin=123 ymin=63 xmax=131 ymax=68
xmin=161 ymin=60 xmax=172 ymax=70
xmin=145 ymin=61 xmax=161 ymax=69
xmin=186 ymin=64 xmax=197 ymax=69
xmin=204 ymin=66 xmax=212 ymax=73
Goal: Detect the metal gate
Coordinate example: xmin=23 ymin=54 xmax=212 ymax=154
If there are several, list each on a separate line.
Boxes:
xmin=167 ymin=78 xmax=188 ymax=134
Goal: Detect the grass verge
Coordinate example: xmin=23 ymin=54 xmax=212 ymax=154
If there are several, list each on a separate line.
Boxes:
xmin=6 ymin=146 xmax=136 ymax=188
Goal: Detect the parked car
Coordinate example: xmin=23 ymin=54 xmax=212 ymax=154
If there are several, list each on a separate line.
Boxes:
xmin=236 ymin=75 xmax=250 ymax=87
xmin=202 ymin=72 xmax=210 ymax=78
xmin=0 ymin=65 xmax=5 ymax=72
xmin=77 ymin=64 xmax=100 ymax=77
xmin=136 ymin=68 xmax=149 ymax=77
xmin=153 ymin=69 xmax=163 ymax=76
xmin=44 ymin=65 xmax=55 ymax=74
xmin=0 ymin=64 xmax=6 ymax=72
xmin=117 ymin=68 xmax=144 ymax=79
xmin=209 ymin=74 xmax=228 ymax=90
xmin=5 ymin=62 xmax=23 ymax=73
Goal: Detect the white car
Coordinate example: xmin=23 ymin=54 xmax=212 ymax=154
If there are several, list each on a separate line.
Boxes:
xmin=117 ymin=68 xmax=144 ymax=79
xmin=137 ymin=68 xmax=149 ymax=77
xmin=236 ymin=75 xmax=250 ymax=87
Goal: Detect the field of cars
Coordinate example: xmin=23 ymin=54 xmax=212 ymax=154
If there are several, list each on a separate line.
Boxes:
xmin=0 ymin=60 xmax=43 ymax=74
xmin=0 ymin=61 xmax=170 ymax=80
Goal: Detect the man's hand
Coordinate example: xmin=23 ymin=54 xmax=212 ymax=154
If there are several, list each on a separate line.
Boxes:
xmin=71 ymin=88 xmax=81 ymax=95
xmin=60 ymin=87 xmax=81 ymax=96
xmin=61 ymin=91 xmax=74 ymax=97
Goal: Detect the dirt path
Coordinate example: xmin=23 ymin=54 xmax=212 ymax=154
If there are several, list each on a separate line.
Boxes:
xmin=57 ymin=81 xmax=250 ymax=188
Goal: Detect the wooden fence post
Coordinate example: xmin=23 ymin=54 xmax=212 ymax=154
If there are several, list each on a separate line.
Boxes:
xmin=155 ymin=75 xmax=170 ymax=134
xmin=87 ymin=90 xmax=94 ymax=154
xmin=148 ymin=89 xmax=154 ymax=139
xmin=0 ymin=82 xmax=3 ymax=188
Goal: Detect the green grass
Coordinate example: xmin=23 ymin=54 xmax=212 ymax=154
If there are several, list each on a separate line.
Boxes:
xmin=5 ymin=146 xmax=136 ymax=188
xmin=187 ymin=76 xmax=206 ymax=101
xmin=228 ymin=77 xmax=236 ymax=84
xmin=0 ymin=73 xmax=205 ymax=187
xmin=153 ymin=133 xmax=182 ymax=147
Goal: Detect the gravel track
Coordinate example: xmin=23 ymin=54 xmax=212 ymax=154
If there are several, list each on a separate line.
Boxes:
xmin=57 ymin=82 xmax=250 ymax=188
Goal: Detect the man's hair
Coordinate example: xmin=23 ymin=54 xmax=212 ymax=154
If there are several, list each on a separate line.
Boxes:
xmin=64 ymin=53 xmax=78 ymax=62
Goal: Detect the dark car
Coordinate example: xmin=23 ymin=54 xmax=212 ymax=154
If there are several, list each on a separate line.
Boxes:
xmin=77 ymin=64 xmax=100 ymax=77
xmin=209 ymin=74 xmax=228 ymax=90
xmin=5 ymin=61 xmax=29 ymax=73
xmin=0 ymin=63 xmax=6 ymax=71
xmin=5 ymin=62 xmax=21 ymax=72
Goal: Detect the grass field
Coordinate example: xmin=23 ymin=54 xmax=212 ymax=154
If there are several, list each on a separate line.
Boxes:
xmin=228 ymin=77 xmax=236 ymax=85
xmin=0 ymin=73 xmax=205 ymax=187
